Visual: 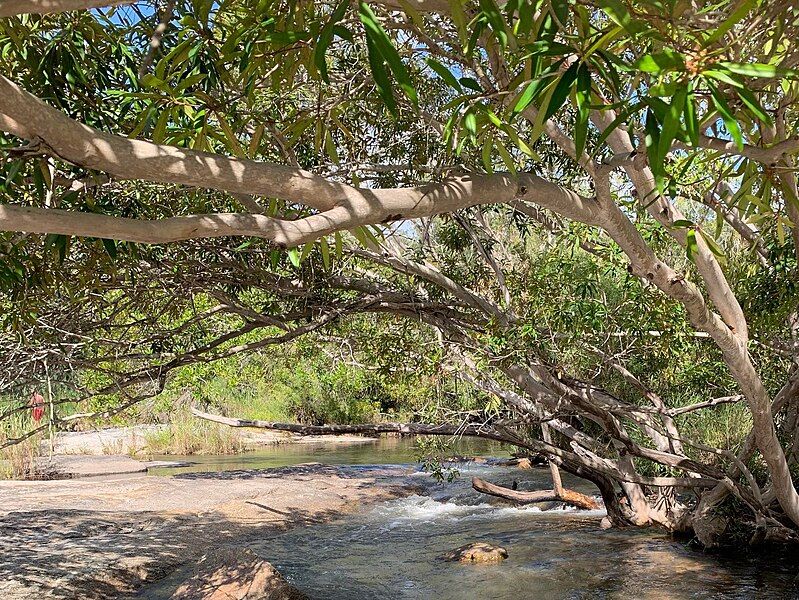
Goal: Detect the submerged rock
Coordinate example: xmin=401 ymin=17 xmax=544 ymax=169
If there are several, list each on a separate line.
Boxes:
xmin=171 ymin=547 xmax=307 ymax=599
xmin=442 ymin=542 xmax=508 ymax=564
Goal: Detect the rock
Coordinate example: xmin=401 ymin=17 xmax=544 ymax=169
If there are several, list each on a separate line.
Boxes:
xmin=599 ymin=517 xmax=613 ymax=529
xmin=442 ymin=542 xmax=508 ymax=564
xmin=692 ymin=513 xmax=728 ymax=550
xmin=37 ymin=454 xmax=148 ymax=478
xmin=171 ymin=548 xmax=307 ymax=600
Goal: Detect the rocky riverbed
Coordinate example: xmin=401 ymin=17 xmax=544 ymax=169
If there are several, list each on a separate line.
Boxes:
xmin=0 ymin=463 xmax=416 ymax=599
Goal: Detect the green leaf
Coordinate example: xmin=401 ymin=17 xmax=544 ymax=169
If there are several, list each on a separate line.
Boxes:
xmin=735 ymin=86 xmax=773 ymax=124
xmin=359 ymin=2 xmax=418 ymax=106
xmin=287 ymin=247 xmax=301 ymax=267
xmin=511 ymin=60 xmax=564 ymax=115
xmin=460 ymin=77 xmax=483 ymax=92
xmin=174 ymin=72 xmax=207 ymax=93
xmin=703 ymin=69 xmax=745 ymax=88
xmin=264 ymin=30 xmax=312 ymax=45
xmin=300 ymin=241 xmax=315 ymax=263
xmin=495 ymin=138 xmax=516 ymax=173
xmin=516 ymin=0 xmax=534 ymax=36
xmin=486 ymin=109 xmax=503 ymax=127
xmin=425 ymin=58 xmax=462 ymax=92
xmin=364 ymin=33 xmax=397 ymax=115
xmin=502 ymin=124 xmax=538 ymax=157
xmin=543 ymin=61 xmax=579 ymax=121
xmin=702 ymin=0 xmax=757 ymax=47
xmin=644 ymin=109 xmax=664 ymax=191
xmin=591 ymin=100 xmax=645 ymax=157
xmin=101 ymin=238 xmax=117 ymax=259
xmin=152 ymin=108 xmax=170 ymax=143
xmin=463 ymin=110 xmax=478 ymax=140
xmin=332 ymin=25 xmax=353 ymax=42
xmin=334 ymin=231 xmax=343 ymax=258
xmin=698 ymin=229 xmax=727 ymax=263
xmin=478 ymin=0 xmax=509 ymax=49
xmin=139 ymin=74 xmax=164 ymax=88
xmin=519 ymin=40 xmax=574 ymax=59
xmin=706 ymin=80 xmax=743 ymax=150
xmin=217 ymin=114 xmax=245 ymax=157
xmin=551 ymin=0 xmax=569 ymax=25
xmin=481 ymin=136 xmax=494 ymax=173
xmin=597 ymin=0 xmax=648 ymax=35
xmin=719 ymin=61 xmax=797 ymax=79
xmin=465 ymin=17 xmax=486 ymax=55
xmin=574 ymin=63 xmax=591 ymax=157
xmin=634 ymin=50 xmax=685 ymax=74
xmin=319 ymin=236 xmax=331 ymax=269
xmin=683 ymin=81 xmax=699 ymax=146
xmin=314 ymin=0 xmax=349 ymax=83
xmin=685 ymin=228 xmax=698 ymax=261
xmin=658 ymin=85 xmax=687 ymax=161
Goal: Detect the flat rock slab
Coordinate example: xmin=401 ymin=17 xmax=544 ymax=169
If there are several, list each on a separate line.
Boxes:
xmin=38 ymin=455 xmax=148 ymax=478
xmin=0 ymin=463 xmax=414 ymax=599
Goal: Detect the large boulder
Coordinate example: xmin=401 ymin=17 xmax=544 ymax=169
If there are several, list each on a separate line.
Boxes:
xmin=171 ymin=547 xmax=307 ymax=600
xmin=442 ymin=542 xmax=508 ymax=564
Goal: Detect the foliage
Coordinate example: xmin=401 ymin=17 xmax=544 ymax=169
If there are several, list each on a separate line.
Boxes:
xmin=1 ymin=0 xmax=799 ymax=536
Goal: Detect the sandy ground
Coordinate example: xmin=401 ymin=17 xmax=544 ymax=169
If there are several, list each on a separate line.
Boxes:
xmin=0 ymin=463 xmax=415 ymax=599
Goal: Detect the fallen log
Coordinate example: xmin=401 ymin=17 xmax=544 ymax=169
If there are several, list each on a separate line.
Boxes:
xmin=190 ymin=408 xmax=719 ymax=489
xmin=472 ymin=476 xmax=600 ymax=510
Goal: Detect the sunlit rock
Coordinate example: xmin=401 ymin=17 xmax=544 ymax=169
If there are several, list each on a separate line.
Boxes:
xmin=171 ymin=547 xmax=307 ymax=599
xmin=442 ymin=542 xmax=508 ymax=564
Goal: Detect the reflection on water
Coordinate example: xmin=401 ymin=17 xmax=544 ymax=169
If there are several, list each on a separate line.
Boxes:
xmin=146 ymin=436 xmax=507 ymax=476
xmin=149 ymin=438 xmax=799 ymax=599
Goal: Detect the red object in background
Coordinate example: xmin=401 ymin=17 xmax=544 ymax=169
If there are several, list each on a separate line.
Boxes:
xmin=30 ymin=392 xmax=45 ymax=422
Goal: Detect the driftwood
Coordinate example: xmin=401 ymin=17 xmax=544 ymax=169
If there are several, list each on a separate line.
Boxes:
xmin=190 ymin=407 xmax=527 ymax=445
xmin=472 ymin=477 xmax=600 ymax=510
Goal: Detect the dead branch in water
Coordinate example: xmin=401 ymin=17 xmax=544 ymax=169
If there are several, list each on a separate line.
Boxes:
xmin=472 ymin=477 xmax=600 ymax=510
xmin=190 ymin=407 xmax=532 ymax=446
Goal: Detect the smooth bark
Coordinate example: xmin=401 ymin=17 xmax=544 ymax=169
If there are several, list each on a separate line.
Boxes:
xmin=472 ymin=477 xmax=600 ymax=510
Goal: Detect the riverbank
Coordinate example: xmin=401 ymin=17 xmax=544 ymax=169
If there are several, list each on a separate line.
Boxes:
xmin=17 ymin=425 xmax=384 ymax=479
xmin=0 ymin=463 xmax=416 ymax=599
xmin=48 ymin=425 xmax=378 ymax=456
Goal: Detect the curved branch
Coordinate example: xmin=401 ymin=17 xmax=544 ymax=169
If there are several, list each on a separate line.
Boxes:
xmin=0 ymin=0 xmax=132 ymax=16
xmin=0 ymin=74 xmax=348 ymax=212
xmin=471 ymin=476 xmax=599 ymax=510
xmin=0 ymin=75 xmax=603 ymax=246
xmin=694 ymin=135 xmax=799 ymax=164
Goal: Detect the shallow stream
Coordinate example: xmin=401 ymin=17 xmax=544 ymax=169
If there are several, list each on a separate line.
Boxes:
xmin=152 ymin=438 xmax=799 ymax=599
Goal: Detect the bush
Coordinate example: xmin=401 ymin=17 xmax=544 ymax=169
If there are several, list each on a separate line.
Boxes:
xmin=142 ymin=410 xmax=243 ymax=455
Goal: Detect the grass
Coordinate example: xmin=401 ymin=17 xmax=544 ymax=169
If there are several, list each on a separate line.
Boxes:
xmin=142 ymin=410 xmax=244 ymax=455
xmin=0 ymin=414 xmax=46 ymax=480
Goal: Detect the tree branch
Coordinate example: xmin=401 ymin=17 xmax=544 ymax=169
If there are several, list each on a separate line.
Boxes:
xmin=0 ymin=0 xmax=132 ymax=17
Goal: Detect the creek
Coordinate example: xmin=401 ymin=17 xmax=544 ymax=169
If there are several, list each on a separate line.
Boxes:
xmin=151 ymin=437 xmax=799 ymax=599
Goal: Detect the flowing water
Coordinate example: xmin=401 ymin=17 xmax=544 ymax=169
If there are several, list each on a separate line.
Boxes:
xmin=151 ymin=438 xmax=799 ymax=599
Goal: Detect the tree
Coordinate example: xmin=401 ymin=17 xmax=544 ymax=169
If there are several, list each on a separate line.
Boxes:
xmin=1 ymin=0 xmax=799 ymax=545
